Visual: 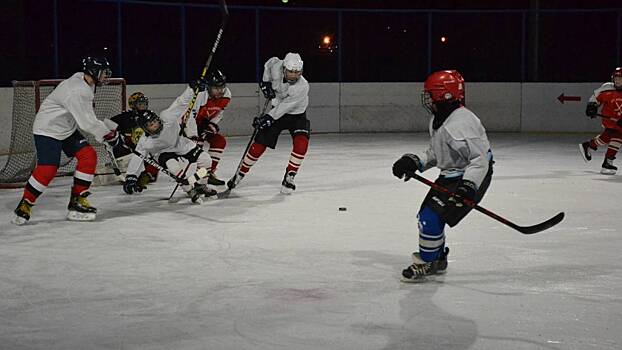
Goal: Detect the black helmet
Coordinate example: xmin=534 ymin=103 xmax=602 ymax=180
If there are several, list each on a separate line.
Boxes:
xmin=206 ymin=70 xmax=226 ymax=88
xmin=128 ymin=92 xmax=149 ymax=111
xmin=136 ymin=109 xmax=163 ymax=136
xmin=82 ymin=56 xmax=112 ymax=84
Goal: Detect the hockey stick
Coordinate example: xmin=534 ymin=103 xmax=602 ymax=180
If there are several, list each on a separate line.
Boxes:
xmin=130 ymin=149 xmax=206 ymax=185
xmin=179 ymin=0 xmax=229 ymax=135
xmin=410 ymin=173 xmax=565 ymax=235
xmin=166 ymin=162 xmax=191 ymax=202
xmin=217 ymin=98 xmax=272 ymax=199
xmin=104 ymin=143 xmax=121 ymax=176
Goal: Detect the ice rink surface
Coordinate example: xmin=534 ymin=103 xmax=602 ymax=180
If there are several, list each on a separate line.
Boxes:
xmin=0 ymin=133 xmax=620 ymax=350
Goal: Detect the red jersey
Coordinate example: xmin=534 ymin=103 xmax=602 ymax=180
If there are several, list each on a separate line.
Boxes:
xmin=195 ymin=88 xmax=231 ymax=128
xmin=593 ymin=83 xmax=622 ymax=130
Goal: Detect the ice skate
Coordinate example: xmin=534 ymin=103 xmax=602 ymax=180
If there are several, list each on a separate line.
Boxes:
xmin=601 ymin=157 xmax=617 ymax=175
xmin=579 ymin=142 xmax=594 ymax=162
xmin=401 ymin=248 xmax=449 ymax=283
xmin=67 ymin=191 xmax=97 ymax=221
xmin=12 ymin=198 xmax=34 ymax=225
xmin=207 ymin=171 xmax=225 ymax=186
xmin=187 ymin=183 xmax=218 ymax=204
xmin=280 ymin=171 xmax=296 ymax=194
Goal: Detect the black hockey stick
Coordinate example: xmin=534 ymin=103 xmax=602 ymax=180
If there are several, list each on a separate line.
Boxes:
xmin=411 ymin=174 xmax=564 ymax=234
xmin=130 ymin=149 xmax=206 ymax=185
xmin=104 ymin=143 xmax=121 ymax=176
xmin=179 ymin=0 xmax=229 ymax=134
xmin=217 ymin=98 xmax=271 ymax=199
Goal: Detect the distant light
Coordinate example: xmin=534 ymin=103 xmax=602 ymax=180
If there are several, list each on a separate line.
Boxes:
xmin=440 ymin=36 xmax=447 ymax=43
xmin=282 ymin=0 xmax=288 ymax=3
xmin=323 ymin=36 xmax=331 ymax=45
xmin=103 ymin=47 xmax=108 ymax=51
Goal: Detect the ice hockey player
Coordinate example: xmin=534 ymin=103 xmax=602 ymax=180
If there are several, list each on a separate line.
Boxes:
xmin=392 ymin=70 xmax=494 ymax=282
xmin=226 ymin=52 xmax=310 ymax=194
xmin=188 ymin=70 xmax=231 ymax=186
xmin=579 ymin=67 xmax=622 ymax=175
xmin=123 ymin=82 xmax=217 ymax=203
xmin=12 ymin=56 xmax=122 ymax=225
xmin=110 ymin=91 xmax=159 ymax=185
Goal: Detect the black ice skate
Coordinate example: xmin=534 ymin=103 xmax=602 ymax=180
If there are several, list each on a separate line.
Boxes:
xmin=187 ymin=183 xmax=218 ymax=204
xmin=401 ymin=248 xmax=449 ymax=283
xmin=579 ymin=142 xmax=595 ymax=162
xmin=207 ymin=171 xmax=226 ymax=186
xmin=601 ymin=157 xmax=617 ymax=175
xmin=12 ymin=198 xmax=34 ymax=225
xmin=67 ymin=191 xmax=97 ymax=221
xmin=280 ymin=171 xmax=296 ymax=194
xmin=226 ymin=173 xmax=244 ymax=190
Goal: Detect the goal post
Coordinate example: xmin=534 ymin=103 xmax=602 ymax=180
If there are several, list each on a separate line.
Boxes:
xmin=0 ymin=78 xmax=126 ymax=188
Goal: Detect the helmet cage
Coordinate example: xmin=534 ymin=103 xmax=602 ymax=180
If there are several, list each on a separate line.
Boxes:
xmin=137 ymin=110 xmax=163 ymax=136
xmin=128 ymin=92 xmax=149 ymax=111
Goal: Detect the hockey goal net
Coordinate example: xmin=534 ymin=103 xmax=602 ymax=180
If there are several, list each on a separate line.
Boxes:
xmin=0 ymin=78 xmax=126 ymax=188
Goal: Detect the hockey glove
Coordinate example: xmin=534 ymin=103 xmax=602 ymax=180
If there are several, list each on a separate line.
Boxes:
xmin=392 ymin=154 xmax=422 ymax=181
xmin=123 ymin=175 xmax=144 ymax=194
xmin=253 ymin=114 xmax=275 ymax=130
xmin=103 ymin=129 xmax=123 ymax=148
xmin=189 ymin=77 xmax=209 ymax=92
xmin=448 ymin=180 xmax=477 ymax=208
xmin=199 ymin=122 xmax=220 ymax=139
xmin=259 ymin=81 xmax=276 ymax=99
xmin=586 ymin=102 xmax=598 ymax=118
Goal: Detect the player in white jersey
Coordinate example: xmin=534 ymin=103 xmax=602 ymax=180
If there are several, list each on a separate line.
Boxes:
xmin=226 ymin=52 xmax=310 ymax=194
xmin=12 ymin=56 xmax=122 ymax=225
xmin=122 ymin=82 xmax=216 ymax=203
xmin=392 ymin=70 xmax=494 ymax=282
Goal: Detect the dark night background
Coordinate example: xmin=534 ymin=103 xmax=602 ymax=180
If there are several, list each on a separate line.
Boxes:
xmin=1 ymin=0 xmax=621 ymax=86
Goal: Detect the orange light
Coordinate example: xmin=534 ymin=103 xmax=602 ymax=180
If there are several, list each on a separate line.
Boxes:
xmin=323 ymin=36 xmax=331 ymax=45
xmin=441 ymin=36 xmax=447 ymax=43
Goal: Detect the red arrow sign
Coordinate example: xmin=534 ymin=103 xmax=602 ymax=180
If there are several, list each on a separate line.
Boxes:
xmin=557 ymin=93 xmax=581 ymax=104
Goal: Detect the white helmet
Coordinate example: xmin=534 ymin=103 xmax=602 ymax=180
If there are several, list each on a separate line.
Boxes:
xmin=283 ymin=52 xmax=303 ymax=72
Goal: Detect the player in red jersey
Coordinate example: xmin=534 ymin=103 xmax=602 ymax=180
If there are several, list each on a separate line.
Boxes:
xmin=580 ymin=67 xmax=622 ymax=174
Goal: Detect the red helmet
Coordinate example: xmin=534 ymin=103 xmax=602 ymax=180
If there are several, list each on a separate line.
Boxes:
xmin=422 ymin=70 xmax=465 ymax=112
xmin=612 ymin=67 xmax=622 ymax=90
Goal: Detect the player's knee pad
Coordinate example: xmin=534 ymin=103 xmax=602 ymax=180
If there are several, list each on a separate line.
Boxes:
xmin=292 ymin=134 xmax=309 ymax=155
xmin=248 ymin=142 xmax=267 ymax=158
xmin=75 ymin=145 xmax=97 ymax=173
xmin=195 ymin=150 xmax=212 ymax=170
xmin=164 ymin=158 xmax=188 ymax=177
xmin=209 ymin=134 xmax=226 ymax=149
xmin=417 ymin=206 xmax=446 ymax=262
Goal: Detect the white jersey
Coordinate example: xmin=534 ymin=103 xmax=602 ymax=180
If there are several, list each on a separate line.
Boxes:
xmin=262 ymin=57 xmax=309 ymax=118
xmin=32 ymin=72 xmax=112 ymax=141
xmin=126 ymin=87 xmax=203 ymax=177
xmin=417 ymin=107 xmax=492 ymax=188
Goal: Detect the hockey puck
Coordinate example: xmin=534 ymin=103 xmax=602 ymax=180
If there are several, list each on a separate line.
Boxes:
xmin=339 ymin=207 xmax=347 ymax=211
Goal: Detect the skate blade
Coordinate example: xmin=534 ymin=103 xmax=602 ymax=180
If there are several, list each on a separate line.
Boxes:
xmin=600 ymin=169 xmax=617 ymax=175
xmin=66 ymin=211 xmax=96 ymax=222
xmin=578 ymin=144 xmax=590 ymax=163
xmin=12 ymin=216 xmax=28 ymax=226
xmin=280 ymin=186 xmax=294 ymax=195
xmin=400 ymin=276 xmax=430 ymax=283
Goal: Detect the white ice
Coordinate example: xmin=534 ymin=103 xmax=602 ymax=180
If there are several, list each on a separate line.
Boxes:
xmin=0 ymin=133 xmax=620 ymax=350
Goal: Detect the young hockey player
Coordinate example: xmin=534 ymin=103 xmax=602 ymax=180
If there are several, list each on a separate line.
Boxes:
xmin=579 ymin=67 xmax=622 ymax=174
xmin=392 ymin=70 xmax=494 ymax=282
xmin=226 ymin=52 xmax=310 ymax=194
xmin=110 ymin=91 xmax=159 ymax=185
xmin=122 ymin=82 xmax=217 ymax=203
xmin=190 ymin=70 xmax=231 ymax=186
xmin=12 ymin=56 xmax=122 ymax=224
